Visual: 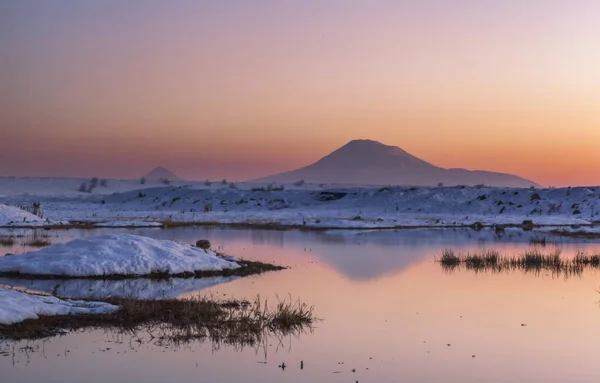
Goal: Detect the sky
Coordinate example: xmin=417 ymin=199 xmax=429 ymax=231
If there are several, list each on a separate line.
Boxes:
xmin=1 ymin=0 xmax=599 ymax=186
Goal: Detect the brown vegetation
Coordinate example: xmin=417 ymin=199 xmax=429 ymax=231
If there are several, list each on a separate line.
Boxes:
xmin=0 ymin=295 xmax=317 ymax=345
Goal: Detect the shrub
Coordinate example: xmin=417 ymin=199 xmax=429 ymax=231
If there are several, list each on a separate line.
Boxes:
xmin=90 ymin=177 xmax=99 ymax=188
xmin=32 ymin=202 xmax=42 ymax=217
xmin=78 ymin=182 xmax=88 ymax=193
xmin=100 ymin=179 xmax=108 ymax=188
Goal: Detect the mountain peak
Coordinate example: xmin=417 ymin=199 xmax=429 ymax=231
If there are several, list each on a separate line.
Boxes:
xmin=143 ymin=166 xmax=183 ymax=181
xmin=323 ymin=139 xmax=420 ymax=165
xmin=340 ymin=139 xmax=394 ymax=151
xmin=253 ymin=138 xmax=539 ymax=187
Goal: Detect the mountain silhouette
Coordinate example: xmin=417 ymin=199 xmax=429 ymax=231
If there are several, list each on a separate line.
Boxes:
xmin=254 ymin=139 xmax=539 ymax=187
xmin=143 ymin=166 xmax=183 ymax=182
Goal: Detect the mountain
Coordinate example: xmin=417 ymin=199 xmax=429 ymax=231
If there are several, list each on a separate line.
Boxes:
xmin=254 ymin=139 xmax=539 ymax=187
xmin=143 ymin=167 xmax=183 ymax=182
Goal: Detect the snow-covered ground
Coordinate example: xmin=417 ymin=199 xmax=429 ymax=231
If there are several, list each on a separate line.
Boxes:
xmin=1 ymin=177 xmax=599 ymax=229
xmin=0 ymin=287 xmax=118 ymax=325
xmin=0 ymin=276 xmax=239 ymax=300
xmin=0 ymin=204 xmax=49 ymax=227
xmin=0 ymin=177 xmax=196 ymax=197
xmin=0 ymin=234 xmax=240 ymax=277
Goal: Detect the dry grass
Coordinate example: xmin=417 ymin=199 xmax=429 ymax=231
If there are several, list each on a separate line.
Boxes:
xmin=0 ymin=236 xmax=16 ymax=247
xmin=437 ymin=248 xmax=600 ymax=278
xmin=23 ymin=238 xmax=52 ymax=247
xmin=0 ymin=295 xmax=318 ymax=345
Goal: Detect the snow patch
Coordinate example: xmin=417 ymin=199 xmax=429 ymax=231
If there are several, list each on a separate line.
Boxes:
xmin=0 ymin=204 xmax=47 ymax=227
xmin=0 ymin=286 xmax=118 ymax=325
xmin=0 ymin=234 xmax=240 ymax=277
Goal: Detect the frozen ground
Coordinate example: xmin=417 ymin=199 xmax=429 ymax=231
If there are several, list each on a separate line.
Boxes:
xmin=0 ymin=234 xmax=240 ymax=277
xmin=0 ymin=287 xmax=118 ymax=325
xmin=0 ymin=177 xmax=599 ymax=229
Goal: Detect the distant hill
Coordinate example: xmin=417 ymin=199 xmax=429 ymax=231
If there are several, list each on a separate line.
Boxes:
xmin=143 ymin=167 xmax=183 ymax=182
xmin=254 ymin=139 xmax=539 ymax=188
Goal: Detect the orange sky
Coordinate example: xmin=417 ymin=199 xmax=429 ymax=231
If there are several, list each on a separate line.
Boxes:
xmin=1 ymin=1 xmax=599 ymax=186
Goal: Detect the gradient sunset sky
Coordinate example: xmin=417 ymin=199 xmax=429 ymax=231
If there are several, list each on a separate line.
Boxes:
xmin=1 ymin=1 xmax=599 ymax=186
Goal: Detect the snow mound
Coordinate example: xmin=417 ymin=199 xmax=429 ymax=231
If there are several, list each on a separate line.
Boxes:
xmin=0 ymin=204 xmax=46 ymax=227
xmin=0 ymin=234 xmax=240 ymax=277
xmin=0 ymin=287 xmax=118 ymax=325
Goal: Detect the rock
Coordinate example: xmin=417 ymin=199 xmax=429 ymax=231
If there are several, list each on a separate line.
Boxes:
xmin=195 ymin=239 xmax=211 ymax=250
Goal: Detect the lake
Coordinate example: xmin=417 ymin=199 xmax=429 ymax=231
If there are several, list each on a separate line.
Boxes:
xmin=2 ymin=227 xmax=600 ymax=383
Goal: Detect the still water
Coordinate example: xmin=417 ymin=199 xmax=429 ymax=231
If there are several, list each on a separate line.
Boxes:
xmin=2 ymin=227 xmax=600 ymax=383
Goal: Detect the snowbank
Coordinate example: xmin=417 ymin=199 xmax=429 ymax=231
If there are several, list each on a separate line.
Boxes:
xmin=3 ymin=183 xmax=600 ymax=229
xmin=0 ymin=276 xmax=239 ymax=300
xmin=0 ymin=287 xmax=118 ymax=325
xmin=0 ymin=204 xmax=47 ymax=227
xmin=0 ymin=234 xmax=240 ymax=277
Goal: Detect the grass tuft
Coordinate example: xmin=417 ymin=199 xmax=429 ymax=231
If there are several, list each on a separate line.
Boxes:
xmin=438 ymin=248 xmax=600 ymax=278
xmin=0 ymin=295 xmax=318 ymax=344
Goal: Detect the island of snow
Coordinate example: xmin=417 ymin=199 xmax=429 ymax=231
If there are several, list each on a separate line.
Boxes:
xmin=0 ymin=287 xmax=118 ymax=325
xmin=0 ymin=234 xmax=241 ymax=278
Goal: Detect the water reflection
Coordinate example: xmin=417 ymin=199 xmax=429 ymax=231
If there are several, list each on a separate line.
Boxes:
xmin=0 ymin=276 xmax=239 ymax=300
xmin=2 ymin=227 xmax=600 ymax=383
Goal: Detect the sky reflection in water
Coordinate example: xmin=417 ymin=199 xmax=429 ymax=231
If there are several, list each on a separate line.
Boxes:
xmin=2 ymin=227 xmax=600 ymax=383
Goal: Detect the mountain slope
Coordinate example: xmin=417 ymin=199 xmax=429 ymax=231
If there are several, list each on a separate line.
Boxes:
xmin=143 ymin=166 xmax=183 ymax=182
xmin=254 ymin=139 xmax=539 ymax=187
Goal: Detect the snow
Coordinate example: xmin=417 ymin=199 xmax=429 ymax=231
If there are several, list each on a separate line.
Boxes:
xmin=0 ymin=286 xmax=118 ymax=325
xmin=0 ymin=234 xmax=240 ymax=277
xmin=0 ymin=276 xmax=239 ymax=300
xmin=0 ymin=177 xmax=195 ymax=197
xmin=0 ymin=204 xmax=48 ymax=227
xmin=1 ymin=177 xmax=600 ymax=229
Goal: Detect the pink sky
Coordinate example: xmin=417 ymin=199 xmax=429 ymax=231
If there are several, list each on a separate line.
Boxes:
xmin=2 ymin=1 xmax=599 ymax=186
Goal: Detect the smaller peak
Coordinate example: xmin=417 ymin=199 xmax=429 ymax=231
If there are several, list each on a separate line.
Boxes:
xmin=144 ymin=166 xmax=183 ymax=181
